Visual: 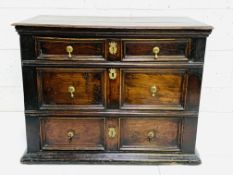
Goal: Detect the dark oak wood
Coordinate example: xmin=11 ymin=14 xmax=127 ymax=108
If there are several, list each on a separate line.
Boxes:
xmin=25 ymin=110 xmax=199 ymax=117
xmin=14 ymin=15 xmax=212 ymax=165
xmin=37 ymin=68 xmax=106 ymax=109
xmin=21 ymin=151 xmax=201 ymax=165
xmin=181 ymin=117 xmax=198 ymax=153
xmin=106 ymin=39 xmax=121 ymax=61
xmin=35 ymin=37 xmax=106 ymax=61
xmin=23 ymin=61 xmax=204 ymax=67
xmin=123 ymin=39 xmax=191 ymax=61
xmin=106 ymin=68 xmax=120 ymax=109
xmin=119 ymin=118 xmax=182 ymax=151
xmin=40 ymin=117 xmax=105 ymax=150
xmin=121 ymin=69 xmax=187 ymax=110
xmin=22 ymin=67 xmax=38 ymax=110
xmin=25 ymin=116 xmax=40 ymax=152
xmin=105 ymin=118 xmax=119 ymax=151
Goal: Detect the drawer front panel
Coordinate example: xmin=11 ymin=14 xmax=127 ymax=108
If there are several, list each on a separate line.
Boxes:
xmin=120 ymin=118 xmax=182 ymax=151
xmin=41 ymin=118 xmax=105 ymax=150
xmin=123 ymin=39 xmax=191 ymax=61
xmin=37 ymin=68 xmax=106 ymax=109
xmin=121 ymin=69 xmax=187 ymax=110
xmin=35 ymin=37 xmax=105 ymax=60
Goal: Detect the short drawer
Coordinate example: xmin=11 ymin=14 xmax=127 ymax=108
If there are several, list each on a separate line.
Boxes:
xmin=40 ymin=117 xmax=105 ymax=150
xmin=119 ymin=118 xmax=182 ymax=151
xmin=122 ymin=39 xmax=191 ymax=61
xmin=37 ymin=68 xmax=106 ymax=109
xmin=35 ymin=37 xmax=105 ymax=60
xmin=121 ymin=69 xmax=187 ymax=110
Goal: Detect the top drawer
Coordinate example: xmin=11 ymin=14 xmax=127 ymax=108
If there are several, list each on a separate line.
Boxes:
xmin=35 ymin=37 xmax=105 ymax=61
xmin=35 ymin=37 xmax=191 ymax=61
xmin=122 ymin=39 xmax=191 ymax=61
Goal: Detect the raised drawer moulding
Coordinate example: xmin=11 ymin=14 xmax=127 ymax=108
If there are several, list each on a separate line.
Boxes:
xmin=13 ymin=15 xmax=213 ymax=164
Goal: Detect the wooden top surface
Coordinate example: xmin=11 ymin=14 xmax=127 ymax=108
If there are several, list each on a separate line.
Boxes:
xmin=13 ymin=15 xmax=213 ymax=30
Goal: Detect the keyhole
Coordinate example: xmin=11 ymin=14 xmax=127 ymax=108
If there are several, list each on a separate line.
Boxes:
xmin=68 ymin=137 xmax=72 ymax=143
xmin=109 ymin=69 xmax=117 ymax=80
xmin=110 ymin=130 xmax=113 ymax=136
xmin=108 ymin=128 xmax=116 ymax=138
xmin=147 ymin=130 xmax=155 ymax=143
xmin=148 ymin=137 xmax=151 ymax=142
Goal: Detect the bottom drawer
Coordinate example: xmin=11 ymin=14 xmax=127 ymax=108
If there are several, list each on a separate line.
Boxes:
xmin=119 ymin=118 xmax=182 ymax=151
xmin=40 ymin=117 xmax=105 ymax=150
xmin=40 ymin=117 xmax=183 ymax=152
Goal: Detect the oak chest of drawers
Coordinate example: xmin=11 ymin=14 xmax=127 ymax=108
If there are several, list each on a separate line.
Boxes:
xmin=13 ymin=16 xmax=212 ymax=164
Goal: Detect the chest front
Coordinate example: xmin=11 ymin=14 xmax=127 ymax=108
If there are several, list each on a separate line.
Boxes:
xmin=13 ymin=16 xmax=212 ymax=164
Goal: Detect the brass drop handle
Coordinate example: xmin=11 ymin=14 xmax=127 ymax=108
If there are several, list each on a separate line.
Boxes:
xmin=109 ymin=68 xmax=117 ymax=80
xmin=153 ymin=46 xmax=160 ymax=59
xmin=108 ymin=127 xmax=116 ymax=138
xmin=150 ymin=85 xmax=157 ymax=97
xmin=67 ymin=130 xmax=75 ymax=143
xmin=68 ymin=85 xmax=75 ymax=98
xmin=147 ymin=130 xmax=155 ymax=142
xmin=66 ymin=45 xmax=73 ymax=58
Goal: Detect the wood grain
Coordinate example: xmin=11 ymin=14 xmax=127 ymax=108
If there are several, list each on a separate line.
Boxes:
xmin=120 ymin=118 xmax=182 ymax=151
xmin=35 ymin=37 xmax=105 ymax=60
xmin=20 ymin=151 xmax=201 ymax=165
xmin=121 ymin=69 xmax=187 ymax=110
xmin=37 ymin=68 xmax=106 ymax=109
xmin=123 ymin=39 xmax=190 ymax=61
xmin=105 ymin=118 xmax=119 ymax=151
xmin=41 ymin=117 xmax=105 ymax=150
xmin=106 ymin=68 xmax=120 ymax=109
xmin=14 ymin=16 xmax=212 ymax=164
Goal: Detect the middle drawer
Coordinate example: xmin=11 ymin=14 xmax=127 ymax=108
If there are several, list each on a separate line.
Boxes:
xmin=121 ymin=68 xmax=188 ymax=110
xmin=37 ymin=68 xmax=188 ymax=110
xmin=37 ymin=68 xmax=106 ymax=110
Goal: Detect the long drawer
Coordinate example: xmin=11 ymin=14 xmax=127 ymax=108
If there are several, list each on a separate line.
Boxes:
xmin=35 ymin=37 xmax=191 ymax=62
xmin=40 ymin=117 xmax=182 ymax=152
xmin=36 ymin=67 xmax=191 ymax=110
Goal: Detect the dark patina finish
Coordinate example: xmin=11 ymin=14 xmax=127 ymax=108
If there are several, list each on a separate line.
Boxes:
xmin=13 ymin=15 xmax=212 ymax=164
